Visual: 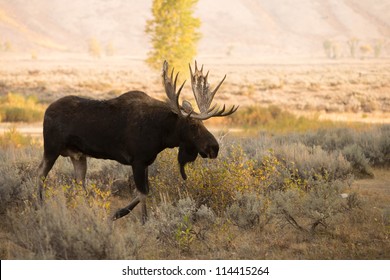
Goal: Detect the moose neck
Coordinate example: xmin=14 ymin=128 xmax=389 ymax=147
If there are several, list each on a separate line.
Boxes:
xmin=160 ymin=113 xmax=183 ymax=149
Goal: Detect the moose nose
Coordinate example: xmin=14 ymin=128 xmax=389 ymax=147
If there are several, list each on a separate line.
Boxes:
xmin=207 ymin=144 xmax=219 ymax=159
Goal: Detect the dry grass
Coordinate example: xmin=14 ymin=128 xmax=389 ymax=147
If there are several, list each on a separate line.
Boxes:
xmin=0 ymin=126 xmax=389 ymax=260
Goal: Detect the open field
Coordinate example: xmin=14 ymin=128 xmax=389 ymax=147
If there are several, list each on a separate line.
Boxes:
xmin=1 ymin=57 xmax=390 ymax=125
xmin=0 ymin=58 xmax=389 ymax=259
xmin=1 ymin=57 xmax=390 ymax=142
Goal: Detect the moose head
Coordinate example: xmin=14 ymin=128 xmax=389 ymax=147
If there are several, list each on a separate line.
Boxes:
xmin=162 ymin=60 xmax=238 ymax=180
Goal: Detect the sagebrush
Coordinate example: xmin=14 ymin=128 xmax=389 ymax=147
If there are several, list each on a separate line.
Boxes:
xmin=1 ymin=125 xmax=389 ymax=259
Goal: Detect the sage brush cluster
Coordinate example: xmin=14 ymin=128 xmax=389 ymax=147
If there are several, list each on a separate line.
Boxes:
xmin=2 ymin=125 xmax=389 ymax=259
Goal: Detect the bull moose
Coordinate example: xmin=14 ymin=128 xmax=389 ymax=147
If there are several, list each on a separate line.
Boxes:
xmin=38 ymin=61 xmax=238 ymax=222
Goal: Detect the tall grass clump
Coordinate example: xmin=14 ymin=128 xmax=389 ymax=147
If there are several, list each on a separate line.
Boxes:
xmin=0 ymin=147 xmax=41 ymax=213
xmin=0 ymin=162 xmax=32 ymax=214
xmin=8 ymin=183 xmax=145 ymax=259
xmin=0 ymin=128 xmax=36 ymax=148
xmin=0 ymin=93 xmax=45 ymax=122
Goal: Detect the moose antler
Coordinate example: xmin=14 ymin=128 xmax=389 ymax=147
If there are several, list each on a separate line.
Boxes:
xmin=163 ymin=60 xmax=238 ymax=120
xmin=163 ymin=61 xmax=196 ymax=117
xmin=189 ymin=61 xmax=238 ymax=120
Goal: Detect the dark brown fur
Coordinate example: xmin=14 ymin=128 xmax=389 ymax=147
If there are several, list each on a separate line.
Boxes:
xmin=38 ymin=91 xmax=219 ymax=221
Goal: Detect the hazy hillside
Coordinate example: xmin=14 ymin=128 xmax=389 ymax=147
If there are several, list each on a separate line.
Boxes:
xmin=0 ymin=0 xmax=389 ymax=59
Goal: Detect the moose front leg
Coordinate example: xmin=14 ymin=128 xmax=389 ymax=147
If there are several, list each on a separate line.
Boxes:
xmin=113 ymin=164 xmax=149 ymax=223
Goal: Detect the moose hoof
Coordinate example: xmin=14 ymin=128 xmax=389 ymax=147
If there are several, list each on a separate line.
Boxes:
xmin=113 ymin=208 xmax=131 ymax=220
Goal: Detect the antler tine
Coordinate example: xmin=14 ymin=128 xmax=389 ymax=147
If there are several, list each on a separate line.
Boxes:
xmin=211 ymin=74 xmax=226 ymax=98
xmin=207 ymin=103 xmax=218 ymax=114
xmin=189 ymin=61 xmax=211 ymax=113
xmin=173 ymin=72 xmax=179 ymax=93
xmin=170 ymin=68 xmax=175 ymax=91
xmin=224 ymin=105 xmax=239 ymax=116
xmin=194 ymin=60 xmax=203 ymax=73
xmin=162 ymin=60 xmax=186 ymax=116
xmin=206 ymin=74 xmax=226 ymax=110
xmin=191 ymin=104 xmax=239 ymax=121
xmin=211 ymin=104 xmax=239 ymax=118
xmin=189 ymin=60 xmax=238 ymax=120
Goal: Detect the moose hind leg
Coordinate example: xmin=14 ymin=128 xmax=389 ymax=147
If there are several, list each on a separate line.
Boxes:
xmin=37 ymin=153 xmax=59 ymax=201
xmin=134 ymin=165 xmax=149 ymax=223
xmin=70 ymin=154 xmax=87 ymax=189
xmin=113 ymin=164 xmax=149 ymax=223
xmin=112 ymin=195 xmax=141 ymax=220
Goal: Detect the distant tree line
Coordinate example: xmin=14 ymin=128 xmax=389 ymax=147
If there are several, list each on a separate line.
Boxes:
xmin=87 ymin=38 xmax=116 ymax=58
xmin=0 ymin=39 xmax=12 ymax=52
xmin=323 ymin=38 xmax=387 ymax=59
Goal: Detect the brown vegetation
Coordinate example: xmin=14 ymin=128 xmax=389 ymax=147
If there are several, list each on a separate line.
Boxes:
xmin=1 ymin=59 xmax=389 ymax=125
xmin=0 ymin=125 xmax=389 ymax=259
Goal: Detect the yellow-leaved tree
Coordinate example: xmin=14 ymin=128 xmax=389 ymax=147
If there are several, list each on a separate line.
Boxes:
xmin=145 ymin=0 xmax=201 ymax=76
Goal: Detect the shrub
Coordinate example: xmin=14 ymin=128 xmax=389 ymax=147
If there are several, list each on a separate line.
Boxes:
xmin=0 ymin=164 xmax=30 ymax=214
xmin=302 ymin=128 xmax=355 ymax=152
xmin=342 ymin=144 xmax=373 ymax=178
xmin=226 ymin=191 xmax=268 ymax=229
xmin=0 ymin=148 xmax=40 ymax=213
xmin=270 ymin=179 xmax=351 ymax=234
xmin=0 ymin=93 xmax=45 ymax=122
xmin=8 ymin=186 xmax=142 ymax=259
xmin=2 ymin=146 xmax=147 ymax=259
xmin=358 ymin=126 xmax=390 ymax=167
xmin=290 ymin=125 xmax=390 ymax=170
xmin=275 ymin=143 xmax=352 ymax=182
xmin=0 ymin=128 xmax=35 ymax=148
xmin=147 ymin=197 xmax=196 ymax=251
xmin=194 ymin=204 xmax=216 ymax=239
xmin=151 ymin=146 xmax=258 ymax=214
xmin=185 ymin=146 xmax=258 ymax=211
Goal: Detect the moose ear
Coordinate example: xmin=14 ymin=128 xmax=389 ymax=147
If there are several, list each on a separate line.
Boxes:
xmin=178 ymin=144 xmax=198 ymax=180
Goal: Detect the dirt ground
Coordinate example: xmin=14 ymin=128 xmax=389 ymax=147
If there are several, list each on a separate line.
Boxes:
xmin=353 ymin=169 xmax=390 ymax=211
